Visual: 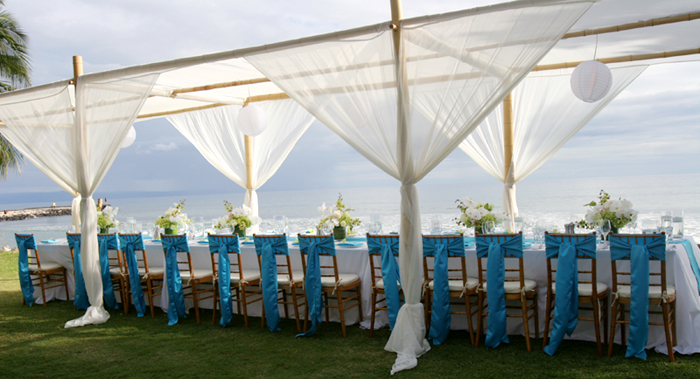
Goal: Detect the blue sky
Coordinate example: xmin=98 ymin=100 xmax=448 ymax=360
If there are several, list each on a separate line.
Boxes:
xmin=1 ymin=0 xmax=699 ymax=205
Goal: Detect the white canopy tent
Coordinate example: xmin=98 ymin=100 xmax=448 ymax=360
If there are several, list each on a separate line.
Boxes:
xmin=0 ymin=0 xmax=698 ymax=374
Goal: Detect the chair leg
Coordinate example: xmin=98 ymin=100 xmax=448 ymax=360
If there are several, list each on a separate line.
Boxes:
xmin=608 ymin=297 xmax=619 ymax=357
xmin=592 ymin=297 xmax=602 ymax=356
xmin=38 ymin=273 xmax=47 ymax=307
xmin=603 ymin=297 xmax=609 ymax=345
xmin=662 ymin=301 xmax=675 ymax=362
xmin=191 ymin=282 xmax=201 ymax=324
xmin=533 ymin=294 xmax=539 ymax=341
xmin=370 ymin=292 xmax=377 ymax=338
xmin=424 ymin=290 xmax=431 ymax=334
xmin=521 ymin=294 xmax=532 ymax=352
xmin=282 ymin=289 xmax=289 ymax=319
xmin=672 ymin=302 xmax=677 ymax=348
xmin=303 ymin=286 xmax=309 ymax=332
xmin=357 ymin=284 xmax=363 ymax=323
xmin=241 ymin=284 xmax=251 ymax=328
xmin=291 ymin=285 xmax=302 ymax=333
xmin=475 ymin=291 xmax=484 ymax=348
xmin=337 ymin=290 xmax=347 ymax=337
xmin=543 ymin=293 xmax=552 ymax=350
xmin=63 ymin=268 xmax=70 ymax=301
xmin=465 ymin=294 xmax=476 ymax=346
xmin=212 ymin=282 xmax=218 ymax=326
xmin=146 ymin=278 xmax=156 ymax=317
xmin=620 ymin=303 xmax=627 ymax=347
xmin=261 ymin=303 xmax=266 ymax=329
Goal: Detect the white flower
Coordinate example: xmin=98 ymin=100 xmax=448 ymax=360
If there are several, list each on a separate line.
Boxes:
xmin=463 ymin=196 xmax=474 ymax=206
xmin=318 ymin=202 xmax=327 ymax=214
xmin=621 ymin=199 xmax=633 ymax=210
xmin=476 ymin=201 xmax=484 ymax=208
xmin=461 ymin=214 xmax=469 ymax=224
xmin=334 ymin=209 xmax=343 ymax=218
xmin=340 ymin=220 xmax=347 ymax=227
xmin=241 ymin=204 xmax=251 ymax=215
xmin=250 ymin=216 xmax=262 ymax=225
xmin=478 ymin=208 xmax=488 ymax=218
xmin=169 ymin=216 xmax=178 ymax=223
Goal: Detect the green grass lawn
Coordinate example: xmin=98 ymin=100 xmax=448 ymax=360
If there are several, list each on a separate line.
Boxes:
xmin=1 ymin=251 xmax=698 ymax=378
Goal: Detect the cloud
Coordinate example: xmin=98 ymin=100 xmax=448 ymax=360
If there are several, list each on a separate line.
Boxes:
xmin=150 ymin=142 xmax=178 ymax=152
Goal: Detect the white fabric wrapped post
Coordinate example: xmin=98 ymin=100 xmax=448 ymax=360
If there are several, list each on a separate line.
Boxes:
xmin=246 ymin=1 xmax=594 ymax=373
xmin=460 ymin=65 xmax=647 ymax=217
xmin=167 ymin=99 xmax=314 ymax=233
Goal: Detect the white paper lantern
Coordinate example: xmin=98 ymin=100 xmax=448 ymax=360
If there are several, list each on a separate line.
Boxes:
xmin=237 ymin=104 xmax=268 ymax=136
xmin=570 ymin=60 xmax=613 ymax=103
xmin=120 ymin=126 xmax=136 ymax=148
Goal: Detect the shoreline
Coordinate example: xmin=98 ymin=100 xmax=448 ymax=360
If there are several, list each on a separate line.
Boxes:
xmin=0 ymin=206 xmax=71 ymax=222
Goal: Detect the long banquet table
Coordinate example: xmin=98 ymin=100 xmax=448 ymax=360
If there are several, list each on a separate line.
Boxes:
xmin=33 ymin=235 xmax=700 ymax=355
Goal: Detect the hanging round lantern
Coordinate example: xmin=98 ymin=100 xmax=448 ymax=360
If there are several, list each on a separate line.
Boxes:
xmin=237 ymin=104 xmax=268 ymax=136
xmin=570 ymin=60 xmax=613 ymax=103
xmin=120 ymin=126 xmax=136 ymax=148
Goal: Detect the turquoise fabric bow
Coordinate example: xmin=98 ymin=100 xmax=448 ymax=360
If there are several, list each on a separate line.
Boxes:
xmin=161 ymin=235 xmax=189 ymax=325
xmin=610 ymin=234 xmax=666 ymax=360
xmin=67 ymin=234 xmax=90 ymax=310
xmin=296 ymin=235 xmax=336 ymax=337
xmin=97 ymin=234 xmax=120 ymax=310
xmin=15 ymin=234 xmax=36 ymax=306
xmin=119 ymin=234 xmax=146 ymax=317
xmin=367 ymin=237 xmax=401 ymax=331
xmin=254 ymin=236 xmax=289 ymax=332
xmin=209 ymin=235 xmax=241 ymax=328
xmin=423 ymin=236 xmax=465 ymax=345
xmin=543 ymin=234 xmax=596 ymax=356
xmin=476 ymin=234 xmax=524 ymax=348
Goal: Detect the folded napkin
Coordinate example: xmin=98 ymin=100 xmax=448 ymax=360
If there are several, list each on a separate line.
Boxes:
xmin=241 ymin=241 xmax=255 ymax=245
xmin=197 ymin=240 xmax=209 ymax=244
xmin=142 ymin=235 xmax=153 ymax=240
xmin=151 ymin=240 xmax=162 ymax=243
xmin=338 ymin=242 xmax=363 ymax=247
xmin=40 ymin=239 xmax=59 ymax=244
xmin=346 ymin=236 xmax=367 ymax=242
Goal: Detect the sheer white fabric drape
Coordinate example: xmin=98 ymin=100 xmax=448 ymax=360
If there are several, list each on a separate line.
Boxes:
xmin=245 ymin=0 xmax=593 ymax=373
xmin=459 ymin=65 xmax=647 ymax=221
xmin=166 ymin=99 xmax=314 ymax=232
xmin=0 ymin=72 xmax=158 ymax=327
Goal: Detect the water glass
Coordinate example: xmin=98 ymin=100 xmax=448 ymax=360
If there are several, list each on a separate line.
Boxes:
xmin=660 ymin=212 xmax=673 ymax=238
xmin=135 ymin=223 xmax=143 ymax=234
xmin=273 ymin=215 xmax=286 ymax=234
xmin=513 ymin=217 xmax=524 ymax=233
xmin=126 ymin=217 xmax=135 ymax=233
xmin=370 ymin=214 xmax=383 ymax=234
xmin=673 ymin=212 xmax=684 ymax=241
xmin=482 ymin=221 xmax=495 ymax=235
xmin=430 ymin=216 xmax=442 ymax=235
xmin=597 ymin=219 xmax=611 ymax=246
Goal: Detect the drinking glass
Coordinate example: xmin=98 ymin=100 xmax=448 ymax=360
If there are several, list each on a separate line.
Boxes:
xmin=194 ymin=222 xmax=205 ymax=240
xmin=673 ymin=211 xmax=684 ymax=241
xmin=641 ymin=219 xmax=656 ymax=234
xmin=370 ymin=214 xmax=383 ymax=234
xmin=482 ymin=221 xmax=495 ymax=235
xmin=430 ymin=216 xmax=442 ymax=235
xmin=513 ymin=217 xmax=524 ymax=233
xmin=598 ymin=219 xmax=611 ymax=247
xmin=126 ymin=217 xmax=135 ymax=233
xmin=273 ymin=215 xmax=286 ymax=234
xmin=135 ymin=223 xmax=143 ymax=234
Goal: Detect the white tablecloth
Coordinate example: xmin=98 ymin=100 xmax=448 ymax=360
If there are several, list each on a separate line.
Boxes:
xmin=33 ymin=236 xmax=700 ymax=355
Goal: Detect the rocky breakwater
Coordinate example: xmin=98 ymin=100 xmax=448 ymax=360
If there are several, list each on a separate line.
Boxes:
xmin=0 ymin=206 xmax=71 ymax=221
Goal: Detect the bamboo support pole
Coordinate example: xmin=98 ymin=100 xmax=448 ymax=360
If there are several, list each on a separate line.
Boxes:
xmin=562 ymin=12 xmax=700 ymax=40
xmin=73 ymin=56 xmax=83 ymax=82
xmin=532 ymin=48 xmax=700 ymax=72
xmin=503 ymin=92 xmax=514 ymax=180
xmin=136 ymin=92 xmax=289 ymax=119
xmin=243 ymin=97 xmax=254 ymax=191
xmin=170 ymin=77 xmax=271 ymax=95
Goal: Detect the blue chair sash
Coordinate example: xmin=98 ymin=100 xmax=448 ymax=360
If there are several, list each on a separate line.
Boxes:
xmin=161 ymin=235 xmax=189 ymax=325
xmin=254 ymin=236 xmax=289 ymax=332
xmin=208 ymin=235 xmax=241 ymax=328
xmin=543 ymin=234 xmax=596 ymax=356
xmin=119 ymin=234 xmax=146 ymax=317
xmin=610 ymin=234 xmax=666 ymax=360
xmin=97 ymin=234 xmax=120 ymax=310
xmin=67 ymin=234 xmax=90 ymax=310
xmin=15 ymin=235 xmax=36 ymax=306
xmin=423 ymin=236 xmax=465 ymax=345
xmin=296 ymin=236 xmax=336 ymax=337
xmin=367 ymin=237 xmax=401 ymax=330
xmin=476 ymin=234 xmax=524 ymax=348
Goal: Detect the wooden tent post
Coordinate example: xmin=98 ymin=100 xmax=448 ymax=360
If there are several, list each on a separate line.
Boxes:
xmin=73 ymin=56 xmax=83 ymax=80
xmin=503 ymin=92 xmax=514 ymax=179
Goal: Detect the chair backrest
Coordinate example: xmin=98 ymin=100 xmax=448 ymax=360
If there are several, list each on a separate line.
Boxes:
xmin=254 ymin=234 xmax=295 ymax=281
xmin=15 ymin=234 xmax=40 ymax=268
xmin=118 ymin=233 xmax=152 ymax=274
xmin=609 ymin=233 xmax=667 ymax=294
xmin=544 ymin=232 xmax=598 ymax=296
xmin=160 ymin=234 xmax=196 ymax=277
xmin=66 ymin=233 xmax=81 ymax=261
xmin=422 ymin=234 xmax=466 ymax=286
xmin=98 ymin=233 xmax=123 ymax=274
xmin=367 ymin=233 xmax=399 ymax=287
xmin=475 ymin=232 xmax=524 ymax=288
xmin=298 ymin=234 xmax=339 ymax=283
xmin=209 ymin=234 xmax=243 ymax=281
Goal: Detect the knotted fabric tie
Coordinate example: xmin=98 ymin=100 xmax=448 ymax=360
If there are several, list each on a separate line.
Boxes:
xmin=423 ymin=236 xmax=465 ymax=345
xmin=476 ymin=234 xmax=524 ymax=349
xmin=209 ymin=236 xmax=240 ymax=328
xmin=67 ymin=235 xmax=90 ymax=310
xmin=296 ymin=236 xmax=336 ymax=337
xmin=119 ymin=234 xmax=146 ymax=317
xmin=254 ymin=236 xmax=289 ymax=332
xmin=162 ymin=235 xmax=189 ymax=325
xmin=610 ymin=235 xmax=666 ymax=360
xmin=367 ymin=238 xmax=401 ymax=330
xmin=15 ymin=235 xmax=36 ymax=306
xmin=543 ymin=234 xmax=596 ymax=356
xmin=97 ymin=234 xmax=120 ymax=310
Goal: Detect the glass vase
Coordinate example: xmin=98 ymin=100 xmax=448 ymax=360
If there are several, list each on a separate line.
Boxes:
xmin=333 ymin=226 xmax=346 ymax=240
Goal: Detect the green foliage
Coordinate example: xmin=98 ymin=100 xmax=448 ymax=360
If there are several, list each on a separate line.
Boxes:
xmin=318 ymin=193 xmax=361 ymax=231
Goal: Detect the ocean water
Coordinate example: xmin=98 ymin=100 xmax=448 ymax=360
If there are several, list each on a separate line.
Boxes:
xmin=2 ymin=173 xmax=699 ymax=248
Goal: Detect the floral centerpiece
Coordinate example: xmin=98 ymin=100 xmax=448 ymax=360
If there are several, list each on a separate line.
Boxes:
xmin=318 ymin=193 xmax=361 ymax=240
xmin=455 ymin=196 xmax=499 ymax=234
xmin=97 ymin=205 xmax=119 ymax=234
xmin=213 ymin=201 xmax=261 ymax=237
xmin=154 ymin=200 xmax=189 ymax=235
xmin=576 ymin=190 xmax=637 ymax=236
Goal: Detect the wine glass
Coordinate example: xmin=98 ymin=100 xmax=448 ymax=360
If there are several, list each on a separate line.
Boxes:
xmin=598 ymin=219 xmax=611 ymax=247
xmin=534 ymin=220 xmax=546 ymax=247
xmin=482 ymin=221 xmax=495 ymax=235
